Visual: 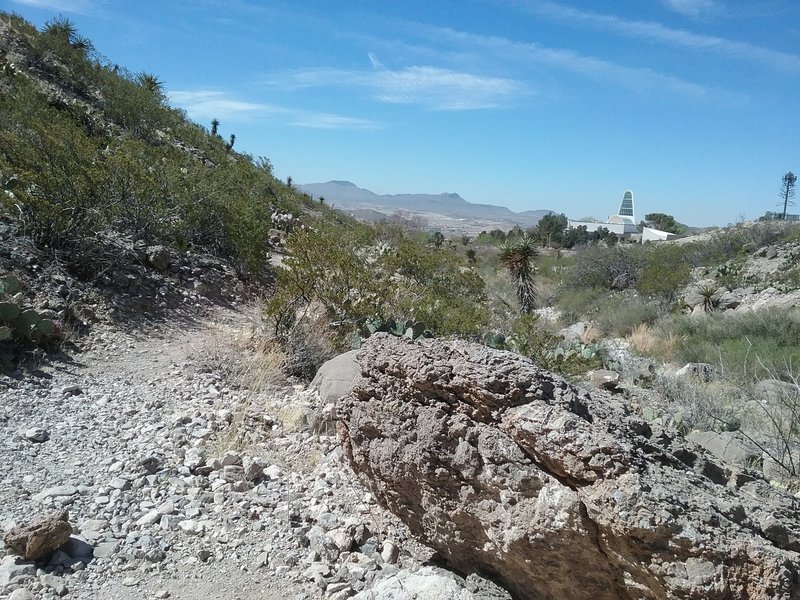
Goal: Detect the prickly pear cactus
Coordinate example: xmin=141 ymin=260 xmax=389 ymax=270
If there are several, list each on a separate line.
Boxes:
xmin=0 ymin=273 xmax=59 ymax=349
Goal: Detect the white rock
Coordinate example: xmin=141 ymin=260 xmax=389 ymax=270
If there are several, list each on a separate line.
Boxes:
xmin=24 ymin=427 xmax=49 ymax=443
xmin=178 ymin=520 xmax=205 ymax=536
xmin=136 ymin=509 xmax=161 ymax=527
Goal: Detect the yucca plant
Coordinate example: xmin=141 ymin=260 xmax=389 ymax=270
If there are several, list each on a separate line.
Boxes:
xmin=499 ymin=234 xmax=538 ymax=314
xmin=696 ymin=283 xmax=721 ymax=313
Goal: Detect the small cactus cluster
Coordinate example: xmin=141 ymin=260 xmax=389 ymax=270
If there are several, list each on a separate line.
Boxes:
xmin=352 ymin=316 xmax=431 ymax=348
xmin=0 ymin=275 xmax=57 ymax=345
xmin=640 ymin=405 xmax=686 ymax=434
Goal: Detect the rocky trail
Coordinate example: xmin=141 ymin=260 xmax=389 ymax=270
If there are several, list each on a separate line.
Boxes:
xmin=0 ymin=307 xmax=457 ymax=600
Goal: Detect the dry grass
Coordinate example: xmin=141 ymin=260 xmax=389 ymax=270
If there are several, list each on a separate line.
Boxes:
xmin=197 ymin=303 xmax=288 ymax=393
xmin=195 ymin=302 xmax=291 ymax=454
xmin=628 ymin=323 xmax=681 ymax=360
xmin=580 ymin=322 xmax=600 ymax=344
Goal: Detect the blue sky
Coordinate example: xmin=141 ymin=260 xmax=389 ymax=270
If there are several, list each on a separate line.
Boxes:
xmin=4 ymin=0 xmax=799 ymax=226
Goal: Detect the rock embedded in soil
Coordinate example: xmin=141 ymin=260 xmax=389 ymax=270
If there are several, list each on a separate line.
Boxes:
xmin=2 ymin=510 xmax=72 ymax=560
xmin=338 ymin=334 xmax=800 ymax=600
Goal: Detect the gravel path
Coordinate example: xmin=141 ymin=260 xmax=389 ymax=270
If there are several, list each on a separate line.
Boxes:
xmin=0 ymin=307 xmax=416 ymax=600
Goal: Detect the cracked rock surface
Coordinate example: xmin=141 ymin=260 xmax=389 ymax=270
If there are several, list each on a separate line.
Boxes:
xmin=338 ymin=334 xmax=800 ymax=600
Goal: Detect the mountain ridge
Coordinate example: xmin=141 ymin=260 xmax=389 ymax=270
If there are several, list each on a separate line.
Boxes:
xmin=298 ymin=180 xmax=553 ymax=230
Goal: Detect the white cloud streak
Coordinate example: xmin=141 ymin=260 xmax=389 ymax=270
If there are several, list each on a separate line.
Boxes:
xmin=10 ymin=0 xmax=96 ymax=15
xmin=272 ymin=65 xmax=525 ymax=110
xmin=420 ymin=26 xmax=744 ymax=103
xmin=663 ymin=0 xmax=719 ymax=17
xmin=168 ymin=90 xmax=280 ymax=122
xmin=368 ymin=52 xmax=384 ymax=70
xmin=511 ymin=0 xmax=800 ymax=73
xmin=290 ymin=114 xmax=377 ymax=129
xmin=168 ymin=90 xmax=379 ymax=130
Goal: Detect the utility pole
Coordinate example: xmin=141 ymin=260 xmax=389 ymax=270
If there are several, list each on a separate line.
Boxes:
xmin=781 ymin=171 xmax=797 ymax=220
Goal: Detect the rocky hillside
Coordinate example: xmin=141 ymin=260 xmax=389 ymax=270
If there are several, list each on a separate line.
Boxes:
xmin=0 ymin=11 xmax=342 ymax=277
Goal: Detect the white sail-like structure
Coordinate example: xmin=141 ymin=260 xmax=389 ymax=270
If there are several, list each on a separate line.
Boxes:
xmin=608 ymin=190 xmax=635 ymax=225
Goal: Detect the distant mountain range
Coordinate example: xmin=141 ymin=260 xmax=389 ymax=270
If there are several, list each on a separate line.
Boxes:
xmin=298 ymin=180 xmax=553 ymax=232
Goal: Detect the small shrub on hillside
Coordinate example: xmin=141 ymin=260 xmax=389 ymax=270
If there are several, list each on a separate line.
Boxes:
xmin=281 ymin=311 xmax=338 ymax=380
xmin=652 ymin=376 xmax=742 ymax=433
xmin=628 ymin=323 xmax=680 ymax=360
xmin=0 ymin=274 xmax=62 ymax=369
xmin=499 ymin=314 xmax=603 ymax=376
xmin=554 ymin=287 xmax=605 ymax=325
xmin=592 ymin=294 xmax=660 ymax=337
xmin=565 ymin=245 xmax=644 ymax=291
xmin=636 ymin=244 xmax=691 ymax=301
xmin=653 ymin=369 xmax=800 ymax=479
xmin=653 ymin=309 xmax=800 ymax=381
xmin=265 ymin=223 xmax=489 ymax=376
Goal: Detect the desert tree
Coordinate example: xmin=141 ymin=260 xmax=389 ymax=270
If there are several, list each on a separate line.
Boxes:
xmin=210 ymin=118 xmax=220 ymax=137
xmin=499 ymin=234 xmax=538 ymax=314
xmin=535 ymin=213 xmax=567 ymax=247
xmin=780 ymin=171 xmax=797 ymax=220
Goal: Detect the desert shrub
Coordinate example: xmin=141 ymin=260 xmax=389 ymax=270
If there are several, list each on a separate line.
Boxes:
xmin=553 ymin=286 xmax=605 ymax=325
xmin=636 ymin=244 xmax=691 ymax=302
xmin=657 ymin=308 xmax=800 ymax=380
xmin=592 ymin=294 xmax=660 ymax=337
xmin=0 ymin=274 xmax=62 ymax=369
xmin=565 ymin=245 xmax=645 ymax=291
xmin=487 ymin=314 xmax=603 ymax=376
xmin=653 ymin=370 xmax=800 ymax=479
xmin=628 ymin=323 xmax=681 ymax=360
xmin=265 ymin=222 xmax=489 ymax=369
xmin=651 ymin=376 xmax=742 ymax=434
xmin=281 ymin=308 xmax=339 ymax=380
xmin=0 ymin=80 xmax=108 ymax=247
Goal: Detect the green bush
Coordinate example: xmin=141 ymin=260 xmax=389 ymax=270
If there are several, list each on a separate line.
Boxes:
xmin=0 ymin=12 xmax=311 ymax=274
xmin=636 ymin=244 xmax=691 ymax=301
xmin=565 ymin=245 xmax=644 ymax=291
xmin=265 ymin=223 xmax=489 ymax=362
xmin=0 ymin=274 xmax=60 ymax=369
xmin=592 ymin=294 xmax=660 ymax=337
xmin=485 ymin=314 xmax=603 ymax=376
xmin=656 ymin=308 xmax=800 ymax=380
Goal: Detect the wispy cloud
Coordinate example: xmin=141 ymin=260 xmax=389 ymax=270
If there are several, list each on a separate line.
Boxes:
xmin=420 ymin=26 xmax=744 ymax=103
xmin=368 ymin=52 xmax=384 ymax=70
xmin=510 ymin=0 xmax=800 ymax=73
xmin=272 ymin=64 xmax=525 ymax=110
xmin=290 ymin=114 xmax=377 ymax=129
xmin=10 ymin=0 xmax=97 ymax=15
xmin=169 ymin=90 xmax=379 ymax=130
xmin=663 ymin=0 xmax=720 ymax=17
xmin=169 ymin=90 xmax=280 ymax=122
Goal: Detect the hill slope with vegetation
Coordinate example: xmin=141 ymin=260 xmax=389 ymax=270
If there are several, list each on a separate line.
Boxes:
xmin=0 ymin=12 xmax=339 ymax=271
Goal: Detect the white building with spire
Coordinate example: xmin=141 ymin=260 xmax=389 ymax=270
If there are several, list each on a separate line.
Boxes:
xmin=567 ymin=190 xmax=640 ymax=239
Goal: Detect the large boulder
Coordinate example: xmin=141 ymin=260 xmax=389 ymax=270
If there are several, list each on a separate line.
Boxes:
xmin=2 ymin=510 xmax=72 ymax=560
xmin=351 ymin=566 xmax=511 ymax=599
xmin=311 ymin=350 xmax=362 ymax=404
xmin=338 ymin=334 xmax=800 ymax=600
